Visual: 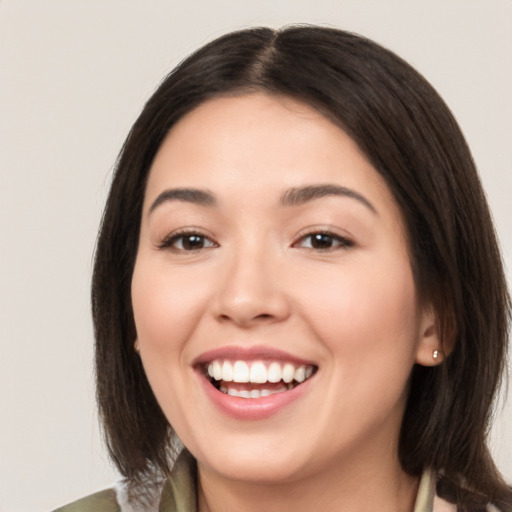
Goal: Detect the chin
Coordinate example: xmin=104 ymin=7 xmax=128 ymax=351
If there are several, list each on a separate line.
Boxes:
xmin=189 ymin=435 xmax=313 ymax=484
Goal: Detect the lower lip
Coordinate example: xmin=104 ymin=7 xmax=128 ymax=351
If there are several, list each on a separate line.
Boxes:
xmin=197 ymin=372 xmax=313 ymax=420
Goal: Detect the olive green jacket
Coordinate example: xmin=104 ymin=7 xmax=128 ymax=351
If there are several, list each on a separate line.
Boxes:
xmin=53 ymin=450 xmax=455 ymax=512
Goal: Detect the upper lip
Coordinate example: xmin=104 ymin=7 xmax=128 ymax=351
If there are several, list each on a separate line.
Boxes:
xmin=193 ymin=345 xmax=317 ymax=367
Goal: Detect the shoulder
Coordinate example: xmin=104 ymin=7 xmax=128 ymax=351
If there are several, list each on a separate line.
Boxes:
xmin=52 ymin=450 xmax=197 ymax=512
xmin=419 ymin=470 xmax=502 ymax=512
xmin=416 ymin=469 xmax=457 ymax=512
xmin=52 ymin=488 xmax=121 ymax=512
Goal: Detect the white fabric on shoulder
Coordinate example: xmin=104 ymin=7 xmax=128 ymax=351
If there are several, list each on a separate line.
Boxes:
xmin=415 ymin=469 xmax=456 ymax=512
xmin=113 ymin=479 xmax=164 ymax=512
xmin=414 ymin=469 xmax=436 ymax=512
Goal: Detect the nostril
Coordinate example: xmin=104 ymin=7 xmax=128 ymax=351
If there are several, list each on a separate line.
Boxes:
xmin=213 ymin=289 xmax=291 ymax=326
xmin=218 ymin=312 xmax=274 ymax=323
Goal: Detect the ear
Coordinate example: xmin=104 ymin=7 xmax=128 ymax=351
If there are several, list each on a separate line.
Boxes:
xmin=414 ymin=306 xmax=445 ymax=367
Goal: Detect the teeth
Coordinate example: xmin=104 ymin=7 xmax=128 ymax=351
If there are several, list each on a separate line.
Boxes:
xmin=267 ymin=362 xmax=282 ymax=383
xmin=282 ymin=363 xmax=295 ymax=383
xmin=219 ymin=385 xmax=289 ymax=398
xmin=249 ymin=361 xmax=267 ymax=383
xmin=206 ymin=359 xmax=315 ymax=386
xmin=212 ymin=360 xmax=222 ymax=380
xmin=222 ymin=360 xmax=234 ymax=382
xmin=233 ymin=361 xmax=249 ymax=382
xmin=294 ymin=366 xmax=306 ymax=383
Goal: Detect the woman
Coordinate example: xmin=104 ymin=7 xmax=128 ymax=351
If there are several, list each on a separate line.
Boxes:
xmin=55 ymin=26 xmax=511 ymax=512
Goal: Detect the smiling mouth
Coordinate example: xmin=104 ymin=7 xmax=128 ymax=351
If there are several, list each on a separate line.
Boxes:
xmin=203 ymin=360 xmax=317 ymax=399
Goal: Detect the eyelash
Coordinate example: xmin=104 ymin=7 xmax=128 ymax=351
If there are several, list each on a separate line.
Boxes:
xmin=292 ymin=231 xmax=354 ymax=252
xmin=157 ymin=229 xmax=218 ymax=252
xmin=157 ymin=229 xmax=354 ymax=253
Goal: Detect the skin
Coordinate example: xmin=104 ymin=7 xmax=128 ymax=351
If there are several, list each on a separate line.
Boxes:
xmin=131 ymin=93 xmax=442 ymax=512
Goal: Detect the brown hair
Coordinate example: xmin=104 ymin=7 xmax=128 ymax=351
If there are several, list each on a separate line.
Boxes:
xmin=92 ymin=25 xmax=511 ymax=510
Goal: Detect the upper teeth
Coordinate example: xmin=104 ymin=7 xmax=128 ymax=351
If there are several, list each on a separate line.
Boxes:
xmin=207 ymin=360 xmax=314 ymax=384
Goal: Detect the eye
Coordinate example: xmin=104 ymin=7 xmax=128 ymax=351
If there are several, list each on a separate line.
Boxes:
xmin=159 ymin=230 xmax=217 ymax=251
xmin=293 ymin=231 xmax=353 ymax=251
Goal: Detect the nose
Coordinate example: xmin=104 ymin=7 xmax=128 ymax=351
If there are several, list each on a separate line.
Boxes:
xmin=211 ymin=247 xmax=291 ymax=328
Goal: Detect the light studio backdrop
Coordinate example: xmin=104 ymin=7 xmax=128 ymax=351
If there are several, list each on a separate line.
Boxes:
xmin=0 ymin=1 xmax=510 ymax=511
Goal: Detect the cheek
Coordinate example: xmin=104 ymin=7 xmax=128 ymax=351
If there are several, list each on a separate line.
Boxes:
xmin=130 ymin=256 xmax=213 ymax=428
xmin=299 ymin=255 xmax=421 ymax=432
xmin=298 ymin=252 xmax=420 ymax=371
xmin=131 ymin=256 xmax=212 ymax=357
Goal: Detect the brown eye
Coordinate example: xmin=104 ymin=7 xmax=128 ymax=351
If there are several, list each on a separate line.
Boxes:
xmin=295 ymin=232 xmax=353 ymax=251
xmin=160 ymin=232 xmax=217 ymax=251
xmin=179 ymin=234 xmax=208 ymax=250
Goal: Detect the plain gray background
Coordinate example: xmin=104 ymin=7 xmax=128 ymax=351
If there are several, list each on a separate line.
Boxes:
xmin=0 ymin=1 xmax=510 ymax=511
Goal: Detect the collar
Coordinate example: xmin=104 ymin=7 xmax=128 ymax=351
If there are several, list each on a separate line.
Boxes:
xmin=159 ymin=451 xmax=440 ymax=512
xmin=414 ymin=468 xmax=436 ymax=512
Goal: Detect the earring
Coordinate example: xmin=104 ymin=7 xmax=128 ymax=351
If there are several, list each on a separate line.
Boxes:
xmin=134 ymin=341 xmax=140 ymax=354
xmin=433 ymin=349 xmax=440 ymax=360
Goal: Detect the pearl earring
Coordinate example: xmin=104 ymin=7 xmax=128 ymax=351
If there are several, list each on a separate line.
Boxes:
xmin=433 ymin=349 xmax=440 ymax=360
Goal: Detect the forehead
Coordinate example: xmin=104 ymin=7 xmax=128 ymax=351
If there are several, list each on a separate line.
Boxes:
xmin=144 ymin=93 xmax=398 ymax=217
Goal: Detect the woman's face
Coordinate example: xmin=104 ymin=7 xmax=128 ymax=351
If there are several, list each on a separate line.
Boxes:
xmin=131 ymin=93 xmax=438 ymax=484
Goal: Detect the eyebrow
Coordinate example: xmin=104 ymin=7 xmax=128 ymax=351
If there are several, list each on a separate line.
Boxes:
xmin=148 ymin=184 xmax=377 ymax=215
xmin=280 ymin=184 xmax=377 ymax=214
xmin=149 ymin=188 xmax=216 ymax=214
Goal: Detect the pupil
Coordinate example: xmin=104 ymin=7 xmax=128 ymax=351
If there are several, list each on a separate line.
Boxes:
xmin=183 ymin=235 xmax=203 ymax=250
xmin=311 ymin=233 xmax=332 ymax=249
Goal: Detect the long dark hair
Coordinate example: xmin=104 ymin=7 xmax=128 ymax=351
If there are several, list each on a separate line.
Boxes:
xmin=92 ymin=25 xmax=511 ymax=510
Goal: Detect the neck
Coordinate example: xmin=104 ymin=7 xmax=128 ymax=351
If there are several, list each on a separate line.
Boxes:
xmin=197 ymin=452 xmax=419 ymax=512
